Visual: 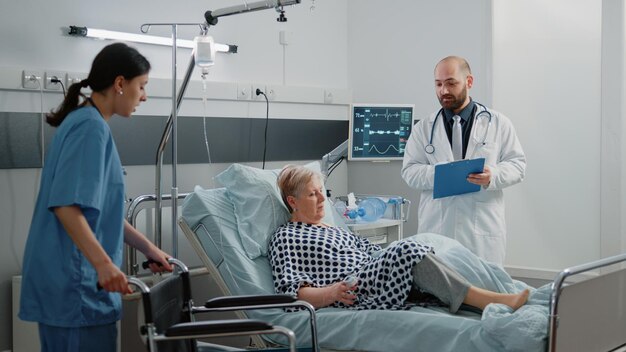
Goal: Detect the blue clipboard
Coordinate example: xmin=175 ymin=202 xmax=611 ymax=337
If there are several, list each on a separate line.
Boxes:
xmin=433 ymin=158 xmax=485 ymax=199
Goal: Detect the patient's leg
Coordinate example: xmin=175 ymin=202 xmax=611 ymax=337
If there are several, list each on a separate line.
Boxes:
xmin=411 ymin=253 xmax=529 ymax=313
xmin=411 ymin=252 xmax=471 ymax=313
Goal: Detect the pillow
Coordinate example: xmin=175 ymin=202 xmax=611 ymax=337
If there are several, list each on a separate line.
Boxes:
xmin=215 ymin=162 xmax=335 ymax=259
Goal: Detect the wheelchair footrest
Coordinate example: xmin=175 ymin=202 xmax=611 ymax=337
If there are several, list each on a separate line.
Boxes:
xmin=165 ymin=319 xmax=273 ymax=337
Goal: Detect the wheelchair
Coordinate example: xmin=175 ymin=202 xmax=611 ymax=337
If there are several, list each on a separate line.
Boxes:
xmin=128 ymin=258 xmax=318 ymax=352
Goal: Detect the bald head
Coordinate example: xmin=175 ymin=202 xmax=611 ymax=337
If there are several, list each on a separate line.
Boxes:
xmin=435 ymin=56 xmax=472 ymax=77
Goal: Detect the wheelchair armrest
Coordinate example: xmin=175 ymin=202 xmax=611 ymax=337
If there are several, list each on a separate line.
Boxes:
xmin=192 ymin=298 xmax=319 ymax=352
xmin=204 ymin=294 xmax=296 ymax=308
xmin=165 ymin=319 xmax=273 ymax=337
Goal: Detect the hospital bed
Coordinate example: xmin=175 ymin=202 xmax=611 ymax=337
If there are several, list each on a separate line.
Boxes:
xmin=174 ymin=163 xmax=626 ymax=352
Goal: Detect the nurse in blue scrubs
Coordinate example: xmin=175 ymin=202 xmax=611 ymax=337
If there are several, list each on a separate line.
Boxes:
xmin=19 ymin=42 xmax=172 ymax=352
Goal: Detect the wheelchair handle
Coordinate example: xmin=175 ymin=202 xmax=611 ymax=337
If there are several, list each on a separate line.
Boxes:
xmin=97 ymin=258 xmax=187 ymax=290
xmin=142 ymin=259 xmax=162 ymax=270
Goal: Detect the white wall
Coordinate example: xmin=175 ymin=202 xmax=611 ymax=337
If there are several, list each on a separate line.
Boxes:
xmin=492 ymin=0 xmax=604 ymax=271
xmin=0 ymin=1 xmax=349 ymax=349
xmin=600 ymin=0 xmax=626 ymax=267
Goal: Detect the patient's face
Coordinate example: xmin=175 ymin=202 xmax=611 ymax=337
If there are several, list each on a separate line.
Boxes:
xmin=290 ymin=177 xmax=326 ymax=225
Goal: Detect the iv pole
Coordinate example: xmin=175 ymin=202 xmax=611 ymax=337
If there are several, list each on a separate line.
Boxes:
xmin=146 ymin=0 xmax=301 ymax=262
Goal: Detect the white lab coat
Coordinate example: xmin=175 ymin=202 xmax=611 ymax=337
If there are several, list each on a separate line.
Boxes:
xmin=401 ymin=105 xmax=526 ymax=266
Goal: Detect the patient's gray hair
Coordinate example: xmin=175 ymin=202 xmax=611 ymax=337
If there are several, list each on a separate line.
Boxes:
xmin=277 ymin=165 xmax=324 ymax=213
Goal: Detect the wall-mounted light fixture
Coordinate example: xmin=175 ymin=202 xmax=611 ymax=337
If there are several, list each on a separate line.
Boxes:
xmin=67 ymin=26 xmax=237 ymax=54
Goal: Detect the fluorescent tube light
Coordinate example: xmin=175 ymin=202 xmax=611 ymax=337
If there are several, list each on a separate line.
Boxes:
xmin=68 ymin=26 xmax=236 ymax=53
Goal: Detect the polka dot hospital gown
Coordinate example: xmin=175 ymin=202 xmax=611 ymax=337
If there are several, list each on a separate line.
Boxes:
xmin=269 ymin=222 xmax=434 ymax=310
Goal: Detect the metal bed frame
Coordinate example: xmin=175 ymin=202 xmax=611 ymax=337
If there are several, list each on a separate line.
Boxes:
xmin=548 ymin=253 xmax=626 ymax=352
xmin=125 ymin=192 xmax=190 ymax=275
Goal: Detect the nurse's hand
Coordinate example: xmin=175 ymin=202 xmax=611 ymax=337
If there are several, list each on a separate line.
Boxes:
xmin=97 ymin=263 xmax=132 ymax=294
xmin=123 ymin=220 xmax=172 ymax=273
xmin=143 ymin=246 xmax=173 ymax=273
xmin=467 ymin=165 xmax=491 ymax=187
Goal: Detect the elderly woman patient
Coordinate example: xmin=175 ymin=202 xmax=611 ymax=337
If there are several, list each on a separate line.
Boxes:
xmin=269 ymin=165 xmax=529 ymax=312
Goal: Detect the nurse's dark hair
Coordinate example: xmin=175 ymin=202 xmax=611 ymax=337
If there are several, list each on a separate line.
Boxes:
xmin=46 ymin=42 xmax=150 ymax=127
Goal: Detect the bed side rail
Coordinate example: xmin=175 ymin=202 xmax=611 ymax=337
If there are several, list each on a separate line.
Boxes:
xmin=549 ymin=252 xmax=626 ymax=352
xmin=125 ymin=193 xmax=190 ymax=275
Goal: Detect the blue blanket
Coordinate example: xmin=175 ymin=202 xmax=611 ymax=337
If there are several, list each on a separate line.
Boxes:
xmin=414 ymin=233 xmax=550 ymax=352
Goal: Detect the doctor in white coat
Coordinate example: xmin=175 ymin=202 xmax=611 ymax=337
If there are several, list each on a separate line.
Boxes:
xmin=402 ymin=56 xmax=525 ymax=266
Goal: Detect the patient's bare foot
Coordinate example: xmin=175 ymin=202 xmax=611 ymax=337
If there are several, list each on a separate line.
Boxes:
xmin=465 ymin=287 xmax=530 ymax=311
xmin=498 ymin=289 xmax=529 ymax=311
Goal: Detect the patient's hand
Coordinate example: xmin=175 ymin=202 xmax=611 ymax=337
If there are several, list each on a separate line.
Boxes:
xmin=331 ymin=281 xmax=358 ymax=306
xmin=297 ymin=281 xmax=358 ymax=309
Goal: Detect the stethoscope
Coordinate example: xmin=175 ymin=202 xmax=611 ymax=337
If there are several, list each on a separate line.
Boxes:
xmin=424 ymin=102 xmax=492 ymax=154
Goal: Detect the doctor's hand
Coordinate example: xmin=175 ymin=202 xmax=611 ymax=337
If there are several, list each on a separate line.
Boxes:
xmin=467 ymin=165 xmax=491 ymax=187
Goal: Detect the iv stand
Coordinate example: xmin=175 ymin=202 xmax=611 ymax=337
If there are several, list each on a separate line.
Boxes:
xmin=144 ymin=0 xmax=301 ymax=262
xmin=140 ymin=22 xmax=206 ymax=261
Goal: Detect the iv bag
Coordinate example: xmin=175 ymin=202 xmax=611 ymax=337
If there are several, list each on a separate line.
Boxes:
xmin=194 ymin=36 xmax=215 ymax=68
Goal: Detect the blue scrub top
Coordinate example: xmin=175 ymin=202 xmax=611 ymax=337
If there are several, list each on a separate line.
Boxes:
xmin=19 ymin=106 xmax=125 ymax=327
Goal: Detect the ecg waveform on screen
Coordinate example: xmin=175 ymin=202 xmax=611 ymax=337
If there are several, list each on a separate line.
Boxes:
xmin=368 ymin=144 xmax=401 ymax=155
xmin=367 ymin=112 xmax=404 ymax=120
xmin=368 ymin=130 xmax=401 ymax=135
xmin=351 ymin=106 xmax=413 ymax=159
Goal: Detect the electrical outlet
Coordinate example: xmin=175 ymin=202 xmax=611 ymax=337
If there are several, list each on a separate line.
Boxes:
xmin=237 ymin=84 xmax=251 ymax=100
xmin=66 ymin=72 xmax=86 ymax=88
xmin=44 ymin=71 xmax=65 ymax=90
xmin=266 ymin=87 xmax=276 ymax=101
xmin=22 ymin=70 xmax=42 ymax=89
xmin=324 ymin=90 xmax=334 ymax=104
xmin=252 ymin=85 xmax=266 ymax=100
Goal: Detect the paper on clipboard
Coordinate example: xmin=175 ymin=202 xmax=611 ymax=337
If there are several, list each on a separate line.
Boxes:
xmin=433 ymin=158 xmax=485 ymax=199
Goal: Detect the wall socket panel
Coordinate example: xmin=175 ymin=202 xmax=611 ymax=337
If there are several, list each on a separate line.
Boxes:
xmin=66 ymin=71 xmax=86 ymax=88
xmin=253 ymin=85 xmax=276 ymax=100
xmin=44 ymin=71 xmax=65 ymax=90
xmin=22 ymin=70 xmax=42 ymax=89
xmin=266 ymin=88 xmax=276 ymax=101
xmin=252 ymin=85 xmax=266 ymax=100
xmin=324 ymin=90 xmax=334 ymax=104
xmin=237 ymin=84 xmax=251 ymax=100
